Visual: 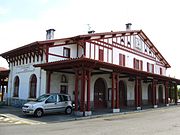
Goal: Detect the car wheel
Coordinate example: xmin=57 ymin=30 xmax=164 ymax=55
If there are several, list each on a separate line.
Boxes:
xmin=34 ymin=109 xmax=43 ymax=117
xmin=65 ymin=107 xmax=72 ymax=115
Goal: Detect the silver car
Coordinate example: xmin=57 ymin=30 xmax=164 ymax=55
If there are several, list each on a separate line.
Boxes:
xmin=22 ymin=93 xmax=72 ymax=117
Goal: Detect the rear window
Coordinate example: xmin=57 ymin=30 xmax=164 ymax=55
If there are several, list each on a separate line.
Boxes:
xmin=59 ymin=95 xmax=70 ymax=101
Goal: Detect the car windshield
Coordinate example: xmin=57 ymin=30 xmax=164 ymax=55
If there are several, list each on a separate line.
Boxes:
xmin=36 ymin=94 xmax=50 ymax=102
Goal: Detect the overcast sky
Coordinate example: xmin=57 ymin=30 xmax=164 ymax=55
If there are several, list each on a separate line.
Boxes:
xmin=0 ymin=0 xmax=180 ymax=78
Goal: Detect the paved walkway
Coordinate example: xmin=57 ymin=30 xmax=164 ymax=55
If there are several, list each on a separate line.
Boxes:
xmin=0 ymin=104 xmax=178 ymax=125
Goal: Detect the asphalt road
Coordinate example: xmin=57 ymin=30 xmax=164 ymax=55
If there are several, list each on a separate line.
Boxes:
xmin=1 ymin=106 xmax=180 ymax=135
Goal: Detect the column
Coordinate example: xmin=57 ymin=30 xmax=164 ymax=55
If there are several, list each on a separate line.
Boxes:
xmin=47 ymin=71 xmax=52 ymax=94
xmin=174 ymin=84 xmax=178 ymax=104
xmin=111 ymin=73 xmax=115 ymax=110
xmin=113 ymin=73 xmax=120 ymax=113
xmin=165 ymin=81 xmax=169 ymax=106
xmin=134 ymin=77 xmax=141 ymax=110
xmin=138 ymin=78 xmax=142 ymax=109
xmin=80 ymin=69 xmax=86 ymax=116
xmin=152 ymin=80 xmax=158 ymax=108
xmin=86 ymin=69 xmax=92 ymax=115
xmin=74 ymin=69 xmax=79 ymax=112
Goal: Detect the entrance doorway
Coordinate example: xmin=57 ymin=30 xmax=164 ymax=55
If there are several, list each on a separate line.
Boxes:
xmin=119 ymin=80 xmax=127 ymax=107
xmin=148 ymin=84 xmax=153 ymax=105
xmin=94 ymin=78 xmax=107 ymax=109
xmin=158 ymin=85 xmax=163 ymax=104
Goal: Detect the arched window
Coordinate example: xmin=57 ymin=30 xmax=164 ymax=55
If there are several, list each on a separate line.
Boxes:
xmin=61 ymin=74 xmax=67 ymax=83
xmin=13 ymin=76 xmax=19 ymax=97
xmin=29 ymin=74 xmax=37 ymax=98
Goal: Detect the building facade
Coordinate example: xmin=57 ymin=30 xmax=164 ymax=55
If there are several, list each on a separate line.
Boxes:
xmin=1 ymin=26 xmax=180 ymax=116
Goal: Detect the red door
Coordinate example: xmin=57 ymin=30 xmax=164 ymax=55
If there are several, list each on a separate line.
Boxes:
xmin=158 ymin=85 xmax=163 ymax=104
xmin=94 ymin=78 xmax=106 ymax=109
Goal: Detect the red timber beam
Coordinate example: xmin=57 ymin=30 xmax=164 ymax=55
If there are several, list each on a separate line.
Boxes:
xmin=165 ymin=81 xmax=169 ymax=106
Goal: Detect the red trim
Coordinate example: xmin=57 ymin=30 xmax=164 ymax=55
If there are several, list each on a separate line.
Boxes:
xmin=138 ymin=79 xmax=142 ymax=106
xmin=86 ymin=41 xmax=112 ymax=50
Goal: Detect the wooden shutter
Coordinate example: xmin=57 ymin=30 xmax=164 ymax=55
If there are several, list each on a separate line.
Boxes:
xmin=133 ymin=58 xmax=136 ymax=69
xmin=147 ymin=62 xmax=149 ymax=72
xmin=119 ymin=53 xmax=122 ymax=66
xmin=140 ymin=60 xmax=143 ymax=71
xmin=99 ymin=49 xmax=104 ymax=61
xmin=160 ymin=68 xmax=162 ymax=75
xmin=123 ymin=54 xmax=125 ymax=66
xmin=152 ymin=64 xmax=154 ymax=73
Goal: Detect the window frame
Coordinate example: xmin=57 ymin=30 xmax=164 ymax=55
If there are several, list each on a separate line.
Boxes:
xmin=63 ymin=47 xmax=70 ymax=58
xmin=29 ymin=74 xmax=37 ymax=98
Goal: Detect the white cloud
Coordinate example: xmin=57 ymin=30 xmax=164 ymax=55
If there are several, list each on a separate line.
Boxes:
xmin=0 ymin=7 xmax=9 ymax=15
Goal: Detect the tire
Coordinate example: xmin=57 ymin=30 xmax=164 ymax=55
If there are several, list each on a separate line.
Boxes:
xmin=34 ymin=108 xmax=43 ymax=117
xmin=65 ymin=106 xmax=72 ymax=115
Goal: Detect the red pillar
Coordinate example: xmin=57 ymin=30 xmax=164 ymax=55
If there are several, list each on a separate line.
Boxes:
xmin=152 ymin=80 xmax=157 ymax=106
xmin=87 ymin=70 xmax=91 ymax=111
xmin=165 ymin=81 xmax=169 ymax=105
xmin=80 ymin=69 xmax=86 ymax=114
xmin=47 ymin=71 xmax=52 ymax=93
xmin=74 ymin=70 xmax=79 ymax=111
xmin=138 ymin=79 xmax=142 ymax=107
xmin=174 ymin=84 xmax=178 ymax=104
xmin=111 ymin=73 xmax=115 ymax=109
xmin=116 ymin=74 xmax=119 ymax=109
xmin=134 ymin=77 xmax=138 ymax=107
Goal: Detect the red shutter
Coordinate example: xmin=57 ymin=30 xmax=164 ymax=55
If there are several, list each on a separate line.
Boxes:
xmin=99 ymin=49 xmax=104 ymax=61
xmin=140 ymin=60 xmax=143 ymax=71
xmin=123 ymin=54 xmax=125 ymax=66
xmin=160 ymin=68 xmax=162 ymax=75
xmin=119 ymin=53 xmax=122 ymax=66
xmin=152 ymin=64 xmax=154 ymax=73
xmin=147 ymin=62 xmax=149 ymax=72
xmin=133 ymin=58 xmax=136 ymax=69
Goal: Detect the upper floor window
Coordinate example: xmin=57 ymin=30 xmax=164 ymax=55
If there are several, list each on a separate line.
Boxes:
xmin=119 ymin=53 xmax=125 ymax=66
xmin=13 ymin=76 xmax=20 ymax=97
xmin=99 ymin=49 xmax=104 ymax=61
xmin=63 ymin=47 xmax=70 ymax=58
xmin=133 ymin=58 xmax=143 ymax=70
xmin=29 ymin=74 xmax=37 ymax=98
xmin=147 ymin=62 xmax=154 ymax=73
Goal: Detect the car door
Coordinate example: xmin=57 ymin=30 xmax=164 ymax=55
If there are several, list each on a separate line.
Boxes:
xmin=43 ymin=94 xmax=58 ymax=113
xmin=55 ymin=94 xmax=67 ymax=112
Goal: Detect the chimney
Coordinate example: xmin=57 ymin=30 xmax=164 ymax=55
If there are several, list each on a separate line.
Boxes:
xmin=46 ymin=29 xmax=55 ymax=40
xmin=125 ymin=23 xmax=132 ymax=31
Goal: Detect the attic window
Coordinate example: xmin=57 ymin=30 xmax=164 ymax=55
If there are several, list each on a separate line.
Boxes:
xmin=149 ymin=51 xmax=151 ymax=54
xmin=127 ymin=41 xmax=131 ymax=45
xmin=145 ymin=49 xmax=147 ymax=52
xmin=121 ymin=39 xmax=124 ymax=43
